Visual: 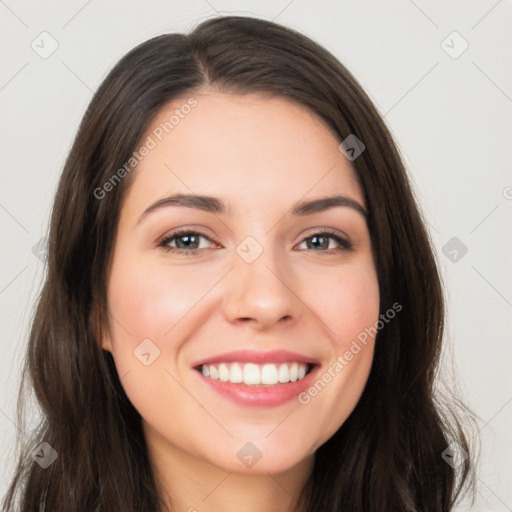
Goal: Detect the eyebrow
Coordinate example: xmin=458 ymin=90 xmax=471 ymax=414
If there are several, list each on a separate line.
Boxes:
xmin=136 ymin=193 xmax=367 ymax=225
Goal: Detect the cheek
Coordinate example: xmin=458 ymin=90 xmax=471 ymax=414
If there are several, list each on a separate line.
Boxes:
xmin=104 ymin=258 xmax=208 ymax=440
xmin=315 ymin=262 xmax=380 ymax=350
xmin=294 ymin=263 xmax=379 ymax=436
xmin=104 ymin=255 xmax=230 ymax=407
xmin=108 ymin=256 xmax=218 ymax=345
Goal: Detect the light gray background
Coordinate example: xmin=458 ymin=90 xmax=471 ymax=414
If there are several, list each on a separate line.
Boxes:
xmin=1 ymin=1 xmax=511 ymax=509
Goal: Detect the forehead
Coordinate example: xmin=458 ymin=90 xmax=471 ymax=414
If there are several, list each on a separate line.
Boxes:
xmin=122 ymin=91 xmax=364 ymax=220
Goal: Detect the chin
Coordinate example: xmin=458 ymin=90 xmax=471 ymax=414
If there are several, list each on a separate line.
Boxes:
xmin=204 ymin=436 xmax=316 ymax=476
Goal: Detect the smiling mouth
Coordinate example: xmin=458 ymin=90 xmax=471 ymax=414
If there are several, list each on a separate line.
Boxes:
xmin=194 ymin=362 xmax=315 ymax=387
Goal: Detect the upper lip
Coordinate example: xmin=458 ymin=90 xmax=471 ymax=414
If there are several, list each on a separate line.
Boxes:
xmin=192 ymin=349 xmax=320 ymax=368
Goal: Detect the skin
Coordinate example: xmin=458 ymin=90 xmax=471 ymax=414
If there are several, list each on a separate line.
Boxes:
xmin=100 ymin=90 xmax=380 ymax=512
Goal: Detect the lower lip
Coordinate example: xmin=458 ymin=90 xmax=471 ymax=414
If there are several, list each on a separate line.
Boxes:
xmin=196 ymin=366 xmax=319 ymax=407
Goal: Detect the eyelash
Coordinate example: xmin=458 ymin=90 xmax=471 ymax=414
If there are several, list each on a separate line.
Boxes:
xmin=157 ymin=228 xmax=353 ymax=255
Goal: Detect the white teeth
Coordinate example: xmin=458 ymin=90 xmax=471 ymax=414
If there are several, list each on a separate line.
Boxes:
xmin=261 ymin=364 xmax=279 ymax=385
xmin=243 ymin=363 xmax=261 ymax=385
xmin=278 ymin=363 xmax=289 ymax=383
xmin=218 ymin=363 xmax=230 ymax=382
xmin=229 ymin=362 xmax=243 ymax=383
xmin=199 ymin=362 xmax=311 ymax=386
xmin=289 ymin=362 xmax=298 ymax=382
xmin=209 ymin=365 xmax=219 ymax=380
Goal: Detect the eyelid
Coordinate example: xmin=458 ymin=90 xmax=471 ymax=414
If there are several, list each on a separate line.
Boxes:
xmin=156 ymin=225 xmax=216 ymax=244
xmin=297 ymin=228 xmax=353 ymax=251
xmin=300 ymin=226 xmax=350 ymax=242
xmin=156 ymin=228 xmax=217 ymax=250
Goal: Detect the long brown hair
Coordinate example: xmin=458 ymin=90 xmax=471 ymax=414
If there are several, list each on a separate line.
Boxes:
xmin=2 ymin=15 xmax=476 ymax=511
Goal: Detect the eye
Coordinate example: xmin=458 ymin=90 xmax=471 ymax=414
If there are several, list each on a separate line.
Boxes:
xmin=157 ymin=230 xmax=216 ymax=255
xmin=157 ymin=228 xmax=353 ymax=256
xmin=296 ymin=230 xmax=353 ymax=252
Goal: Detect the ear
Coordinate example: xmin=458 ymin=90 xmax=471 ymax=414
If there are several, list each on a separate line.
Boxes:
xmin=90 ymin=298 xmax=112 ymax=353
xmin=101 ymin=332 xmax=113 ymax=353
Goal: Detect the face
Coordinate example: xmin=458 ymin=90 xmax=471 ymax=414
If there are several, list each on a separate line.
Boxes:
xmin=100 ymin=90 xmax=380 ymax=476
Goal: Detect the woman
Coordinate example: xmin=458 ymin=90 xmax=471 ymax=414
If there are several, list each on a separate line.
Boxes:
xmin=2 ymin=15 xmax=475 ymax=512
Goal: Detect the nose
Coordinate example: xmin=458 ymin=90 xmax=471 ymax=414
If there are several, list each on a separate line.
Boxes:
xmin=222 ymin=247 xmax=303 ymax=330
